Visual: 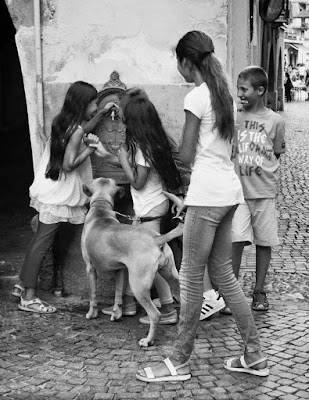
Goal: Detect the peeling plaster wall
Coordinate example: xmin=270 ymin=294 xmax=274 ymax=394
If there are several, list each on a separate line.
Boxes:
xmin=7 ymin=0 xmax=243 ymax=170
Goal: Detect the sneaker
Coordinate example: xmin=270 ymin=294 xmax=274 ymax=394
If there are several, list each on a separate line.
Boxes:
xmin=220 ymin=306 xmax=232 ymax=315
xmin=252 ymin=291 xmax=269 ymax=311
xmin=152 ymin=298 xmax=162 ymax=308
xmin=102 ymin=302 xmax=137 ymax=316
xmin=200 ymin=292 xmax=226 ymax=321
xmin=139 ymin=309 xmax=178 ymax=325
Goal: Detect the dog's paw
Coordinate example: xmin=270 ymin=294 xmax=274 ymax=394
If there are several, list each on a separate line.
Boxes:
xmin=139 ymin=338 xmax=154 ymax=347
xmin=110 ymin=312 xmax=122 ymax=321
xmin=86 ymin=309 xmax=98 ymax=319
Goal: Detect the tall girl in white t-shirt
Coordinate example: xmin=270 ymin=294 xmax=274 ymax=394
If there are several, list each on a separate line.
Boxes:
xmin=136 ymin=31 xmax=269 ymax=382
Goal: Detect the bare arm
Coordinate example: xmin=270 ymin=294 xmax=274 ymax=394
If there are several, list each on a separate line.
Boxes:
xmin=118 ymin=147 xmax=149 ymax=190
xmin=62 ymin=128 xmax=96 ymax=172
xmin=179 ymin=110 xmax=201 ymax=166
xmin=82 ymin=102 xmax=118 ymax=134
xmin=90 ymin=141 xmax=121 ymax=166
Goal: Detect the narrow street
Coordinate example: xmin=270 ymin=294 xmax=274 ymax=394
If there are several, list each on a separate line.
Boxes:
xmin=0 ymin=100 xmax=309 ymax=400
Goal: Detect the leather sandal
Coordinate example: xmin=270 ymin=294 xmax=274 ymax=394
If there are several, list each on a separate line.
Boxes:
xmin=11 ymin=284 xmax=24 ymax=298
xmin=19 ymin=297 xmax=57 ymax=314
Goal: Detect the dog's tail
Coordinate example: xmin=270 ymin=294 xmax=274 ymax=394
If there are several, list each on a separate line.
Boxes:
xmin=154 ymin=223 xmax=183 ymax=247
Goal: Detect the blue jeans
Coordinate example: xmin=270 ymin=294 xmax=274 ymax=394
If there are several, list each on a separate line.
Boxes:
xmin=171 ymin=205 xmax=261 ymax=363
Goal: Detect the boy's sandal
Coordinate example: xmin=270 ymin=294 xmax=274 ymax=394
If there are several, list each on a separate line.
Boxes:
xmin=224 ymin=355 xmax=269 ymax=377
xmin=19 ymin=297 xmax=57 ymax=314
xmin=252 ymin=290 xmax=269 ymax=311
xmin=136 ymin=358 xmax=191 ymax=382
xmin=11 ymin=284 xmax=24 ymax=298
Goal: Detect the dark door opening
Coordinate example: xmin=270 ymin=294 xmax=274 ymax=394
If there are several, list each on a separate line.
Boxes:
xmin=0 ymin=0 xmax=33 ymax=213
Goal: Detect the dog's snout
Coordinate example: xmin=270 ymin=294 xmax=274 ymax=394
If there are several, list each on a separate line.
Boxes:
xmin=117 ymin=186 xmax=126 ymax=198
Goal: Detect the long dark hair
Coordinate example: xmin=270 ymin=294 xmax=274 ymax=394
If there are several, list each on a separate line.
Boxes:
xmin=176 ymin=30 xmax=235 ymax=142
xmin=45 ymin=81 xmax=97 ymax=180
xmin=123 ymin=96 xmax=182 ymax=192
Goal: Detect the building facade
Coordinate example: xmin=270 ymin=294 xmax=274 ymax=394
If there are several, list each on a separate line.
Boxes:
xmin=4 ymin=0 xmax=288 ymax=171
xmin=284 ymin=0 xmax=309 ymax=68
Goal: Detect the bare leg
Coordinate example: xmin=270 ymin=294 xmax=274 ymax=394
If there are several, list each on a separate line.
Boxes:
xmin=255 ymin=245 xmax=271 ymax=291
xmin=232 ymin=242 xmax=246 ymax=279
xmin=141 ymin=201 xmax=175 ymax=315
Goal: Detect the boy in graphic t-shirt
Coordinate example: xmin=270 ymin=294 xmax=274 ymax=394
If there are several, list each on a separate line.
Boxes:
xmin=231 ymin=66 xmax=285 ymax=312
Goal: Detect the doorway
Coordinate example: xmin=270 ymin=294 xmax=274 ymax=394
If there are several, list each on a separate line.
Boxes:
xmin=0 ymin=0 xmax=33 ymax=213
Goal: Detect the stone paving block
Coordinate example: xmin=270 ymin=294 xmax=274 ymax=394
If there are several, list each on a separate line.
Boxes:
xmin=93 ymin=394 xmax=114 ymax=400
xmin=295 ymin=391 xmax=309 ymax=399
xmin=292 ymin=382 xmax=309 ymax=391
xmin=139 ymin=392 xmax=162 ymax=399
xmin=76 ymin=394 xmax=95 ymax=400
xmin=267 ymin=390 xmax=285 ymax=397
xmin=160 ymin=392 xmax=180 ymax=399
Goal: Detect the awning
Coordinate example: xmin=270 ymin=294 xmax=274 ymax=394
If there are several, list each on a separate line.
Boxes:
xmin=288 ymin=44 xmax=299 ymax=51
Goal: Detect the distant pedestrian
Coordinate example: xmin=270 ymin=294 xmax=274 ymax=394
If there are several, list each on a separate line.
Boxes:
xmin=136 ymin=31 xmax=269 ymax=383
xmin=12 ymin=81 xmax=114 ymax=313
xmin=305 ymin=70 xmax=309 ymax=101
xmin=284 ymin=71 xmax=293 ymax=102
xmin=298 ymin=64 xmax=306 ymax=82
xmin=232 ymin=66 xmax=286 ymax=312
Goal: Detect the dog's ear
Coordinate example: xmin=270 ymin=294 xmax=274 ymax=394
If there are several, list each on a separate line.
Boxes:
xmin=83 ymin=184 xmax=93 ymax=197
xmin=117 ymin=186 xmax=126 ymax=198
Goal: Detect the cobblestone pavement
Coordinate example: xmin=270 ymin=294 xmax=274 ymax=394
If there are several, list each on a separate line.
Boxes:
xmin=0 ymin=101 xmax=309 ymax=400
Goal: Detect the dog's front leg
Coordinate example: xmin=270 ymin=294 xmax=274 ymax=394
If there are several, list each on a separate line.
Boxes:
xmin=86 ymin=264 xmax=99 ymax=319
xmin=111 ymin=269 xmax=125 ymax=321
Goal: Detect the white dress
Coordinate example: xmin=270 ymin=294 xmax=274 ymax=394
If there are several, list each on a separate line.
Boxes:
xmin=29 ymin=138 xmax=93 ymax=224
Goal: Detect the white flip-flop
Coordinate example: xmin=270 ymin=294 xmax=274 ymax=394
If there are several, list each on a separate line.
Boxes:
xmin=136 ymin=358 xmax=191 ymax=382
xmin=224 ymin=355 xmax=269 ymax=377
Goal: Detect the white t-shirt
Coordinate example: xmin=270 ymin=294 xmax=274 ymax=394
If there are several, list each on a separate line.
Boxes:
xmin=130 ymin=148 xmax=166 ymax=217
xmin=183 ymin=82 xmax=244 ymax=207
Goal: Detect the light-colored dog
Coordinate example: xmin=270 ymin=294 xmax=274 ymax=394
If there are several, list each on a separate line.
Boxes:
xmin=81 ymin=177 xmax=183 ymax=347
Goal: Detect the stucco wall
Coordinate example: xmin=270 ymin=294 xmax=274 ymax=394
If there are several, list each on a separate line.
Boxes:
xmin=6 ymin=0 xmax=251 ymax=170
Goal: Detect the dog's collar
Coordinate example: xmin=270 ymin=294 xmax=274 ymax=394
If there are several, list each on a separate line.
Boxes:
xmin=89 ymin=201 xmax=164 ymax=224
xmin=114 ymin=212 xmax=163 ymax=223
xmin=90 ymin=199 xmax=114 ymax=208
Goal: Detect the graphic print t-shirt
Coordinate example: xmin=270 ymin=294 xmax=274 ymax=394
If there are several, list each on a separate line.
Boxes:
xmin=232 ymin=109 xmax=285 ymax=199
